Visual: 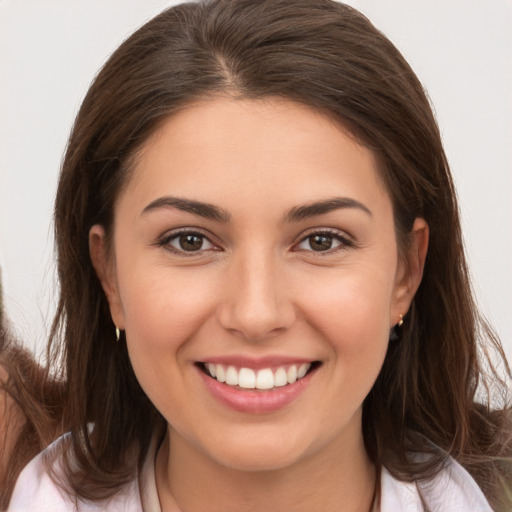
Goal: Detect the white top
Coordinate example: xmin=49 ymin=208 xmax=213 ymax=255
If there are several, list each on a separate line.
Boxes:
xmin=7 ymin=434 xmax=493 ymax=512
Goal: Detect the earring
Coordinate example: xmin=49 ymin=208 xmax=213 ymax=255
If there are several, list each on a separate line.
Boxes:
xmin=389 ymin=314 xmax=404 ymax=341
xmin=115 ymin=327 xmax=121 ymax=342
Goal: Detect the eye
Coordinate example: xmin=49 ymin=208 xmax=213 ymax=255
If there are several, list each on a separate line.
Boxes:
xmin=296 ymin=230 xmax=352 ymax=253
xmin=160 ymin=231 xmax=217 ymax=253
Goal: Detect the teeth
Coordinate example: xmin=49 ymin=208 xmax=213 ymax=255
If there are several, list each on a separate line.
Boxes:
xmin=225 ymin=366 xmax=238 ymax=386
xmin=274 ymin=367 xmax=288 ymax=387
xmin=287 ymin=365 xmax=297 ymax=384
xmin=216 ymin=365 xmax=226 ymax=383
xmin=297 ymin=363 xmax=309 ymax=379
xmin=239 ymin=368 xmax=256 ymax=389
xmin=256 ymin=369 xmax=274 ymax=390
xmin=206 ymin=363 xmax=312 ymax=390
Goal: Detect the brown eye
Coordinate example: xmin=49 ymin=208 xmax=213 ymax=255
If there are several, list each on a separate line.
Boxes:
xmin=308 ymin=234 xmax=334 ymax=251
xmin=179 ymin=234 xmax=204 ymax=251
xmin=296 ymin=230 xmax=351 ymax=253
xmin=165 ymin=232 xmax=215 ymax=252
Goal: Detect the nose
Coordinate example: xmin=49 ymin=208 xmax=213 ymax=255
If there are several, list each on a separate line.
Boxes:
xmin=217 ymin=249 xmax=296 ymax=341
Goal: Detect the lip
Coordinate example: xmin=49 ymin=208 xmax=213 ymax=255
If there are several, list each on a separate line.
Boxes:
xmin=197 ymin=360 xmax=318 ymax=414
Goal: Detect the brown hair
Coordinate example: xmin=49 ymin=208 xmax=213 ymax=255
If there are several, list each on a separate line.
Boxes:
xmin=0 ymin=318 xmax=66 ymax=508
xmin=15 ymin=0 xmax=512 ymax=509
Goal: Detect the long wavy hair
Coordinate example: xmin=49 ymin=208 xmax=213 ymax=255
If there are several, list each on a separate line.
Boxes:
xmin=11 ymin=0 xmax=512 ymax=509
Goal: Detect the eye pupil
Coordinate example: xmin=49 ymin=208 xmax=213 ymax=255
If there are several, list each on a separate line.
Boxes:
xmin=309 ymin=234 xmax=332 ymax=251
xmin=179 ymin=234 xmax=203 ymax=251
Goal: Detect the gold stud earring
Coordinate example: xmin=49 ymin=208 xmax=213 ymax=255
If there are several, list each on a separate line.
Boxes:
xmin=115 ymin=327 xmax=121 ymax=342
xmin=397 ymin=314 xmax=404 ymax=327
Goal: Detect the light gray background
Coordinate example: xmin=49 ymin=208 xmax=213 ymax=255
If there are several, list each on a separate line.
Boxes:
xmin=1 ymin=0 xmax=511 ymax=368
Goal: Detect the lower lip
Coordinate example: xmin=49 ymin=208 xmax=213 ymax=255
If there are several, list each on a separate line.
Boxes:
xmin=198 ymin=367 xmax=316 ymax=414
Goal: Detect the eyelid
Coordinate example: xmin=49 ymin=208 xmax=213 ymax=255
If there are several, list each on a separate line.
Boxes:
xmin=156 ymin=227 xmax=221 ymax=254
xmin=155 ymin=226 xmax=354 ymax=255
xmin=292 ymin=227 xmax=355 ymax=253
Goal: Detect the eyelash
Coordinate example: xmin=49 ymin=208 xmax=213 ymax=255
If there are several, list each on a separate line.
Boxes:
xmin=294 ymin=228 xmax=354 ymax=255
xmin=156 ymin=228 xmax=354 ymax=255
xmin=157 ymin=229 xmax=219 ymax=256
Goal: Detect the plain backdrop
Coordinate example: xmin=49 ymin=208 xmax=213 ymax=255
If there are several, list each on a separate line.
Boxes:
xmin=0 ymin=0 xmax=511 ymax=368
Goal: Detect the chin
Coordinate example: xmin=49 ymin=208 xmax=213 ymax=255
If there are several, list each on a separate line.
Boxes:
xmin=215 ymin=449 xmax=302 ymax=473
xmin=203 ymin=427 xmax=316 ymax=473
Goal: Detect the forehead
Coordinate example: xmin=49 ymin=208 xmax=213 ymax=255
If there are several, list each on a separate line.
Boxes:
xmin=120 ymin=97 xmax=391 ymax=219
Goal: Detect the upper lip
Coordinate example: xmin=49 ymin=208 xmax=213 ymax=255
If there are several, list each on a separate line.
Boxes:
xmin=198 ymin=355 xmax=318 ymax=370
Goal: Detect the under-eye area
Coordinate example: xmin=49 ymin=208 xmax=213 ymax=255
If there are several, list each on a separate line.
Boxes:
xmin=196 ymin=361 xmax=322 ymax=390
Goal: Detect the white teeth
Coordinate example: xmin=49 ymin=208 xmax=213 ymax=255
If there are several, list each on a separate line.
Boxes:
xmin=274 ymin=367 xmax=288 ymax=387
xmin=297 ymin=363 xmax=309 ymax=379
xmin=256 ymin=369 xmax=274 ymax=390
xmin=225 ymin=366 xmax=238 ymax=386
xmin=216 ymin=365 xmax=226 ymax=383
xmin=205 ymin=362 xmax=313 ymax=389
xmin=287 ymin=365 xmax=298 ymax=384
xmin=239 ymin=368 xmax=256 ymax=389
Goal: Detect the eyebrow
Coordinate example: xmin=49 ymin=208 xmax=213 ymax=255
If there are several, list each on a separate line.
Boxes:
xmin=141 ymin=195 xmax=371 ymax=223
xmin=141 ymin=196 xmax=231 ymax=222
xmin=284 ymin=197 xmax=372 ymax=222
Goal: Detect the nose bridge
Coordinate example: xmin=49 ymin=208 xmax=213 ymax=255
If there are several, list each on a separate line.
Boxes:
xmin=218 ymin=244 xmax=293 ymax=340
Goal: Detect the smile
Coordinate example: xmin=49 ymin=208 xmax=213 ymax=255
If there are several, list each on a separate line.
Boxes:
xmin=198 ymin=360 xmax=320 ymax=413
xmin=203 ymin=362 xmax=313 ymax=390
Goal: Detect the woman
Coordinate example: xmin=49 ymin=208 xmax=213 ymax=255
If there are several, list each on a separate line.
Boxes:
xmin=6 ymin=0 xmax=512 ymax=510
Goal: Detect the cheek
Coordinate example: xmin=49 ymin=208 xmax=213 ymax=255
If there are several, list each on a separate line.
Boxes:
xmin=115 ymin=264 xmax=220 ymax=386
xmin=286 ymin=268 xmax=394 ymax=442
xmin=301 ymin=268 xmax=395 ymax=339
xmin=293 ymin=263 xmax=395 ymax=391
xmin=119 ymin=264 xmax=217 ymax=338
xmin=117 ymin=268 xmax=224 ymax=425
xmin=320 ymin=283 xmax=391 ymax=408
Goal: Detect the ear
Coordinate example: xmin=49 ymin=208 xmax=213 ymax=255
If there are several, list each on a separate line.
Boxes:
xmin=89 ymin=224 xmax=125 ymax=330
xmin=391 ymin=218 xmax=429 ymax=325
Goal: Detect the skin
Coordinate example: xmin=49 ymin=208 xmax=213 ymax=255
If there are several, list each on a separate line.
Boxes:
xmin=90 ymin=97 xmax=428 ymax=512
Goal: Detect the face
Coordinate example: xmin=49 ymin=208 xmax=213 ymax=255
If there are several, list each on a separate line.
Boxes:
xmin=91 ymin=97 xmax=427 ymax=473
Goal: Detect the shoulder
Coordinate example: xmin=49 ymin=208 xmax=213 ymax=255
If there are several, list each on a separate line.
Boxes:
xmin=381 ymin=456 xmax=493 ymax=512
xmin=7 ymin=434 xmax=143 ymax=512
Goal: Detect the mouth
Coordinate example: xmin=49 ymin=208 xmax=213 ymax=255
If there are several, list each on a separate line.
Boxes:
xmin=197 ymin=361 xmax=321 ymax=391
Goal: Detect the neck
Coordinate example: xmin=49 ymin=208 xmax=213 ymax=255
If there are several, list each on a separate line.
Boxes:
xmin=155 ymin=422 xmax=376 ymax=512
